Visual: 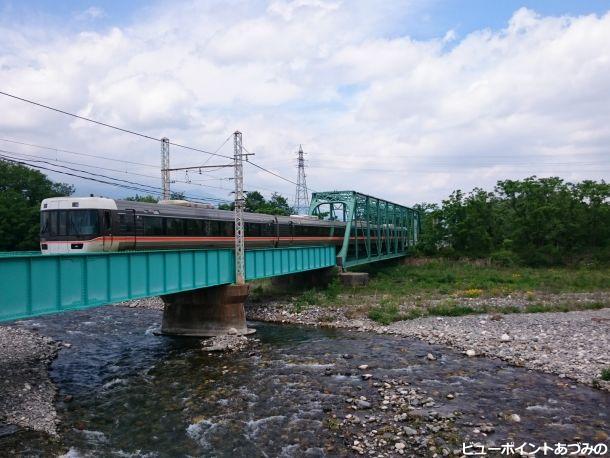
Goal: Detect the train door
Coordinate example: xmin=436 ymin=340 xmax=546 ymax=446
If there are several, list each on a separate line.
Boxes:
xmin=102 ymin=210 xmax=113 ymax=251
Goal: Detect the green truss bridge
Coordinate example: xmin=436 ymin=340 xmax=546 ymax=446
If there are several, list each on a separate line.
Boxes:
xmin=0 ymin=191 xmax=419 ymax=333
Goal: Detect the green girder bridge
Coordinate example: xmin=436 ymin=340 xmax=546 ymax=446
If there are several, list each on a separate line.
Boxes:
xmin=0 ymin=191 xmax=419 ymax=325
xmin=309 ymin=191 xmax=420 ymax=268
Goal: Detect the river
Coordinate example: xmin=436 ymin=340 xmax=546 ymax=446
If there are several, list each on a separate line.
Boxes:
xmin=1 ymin=305 xmax=608 ymax=456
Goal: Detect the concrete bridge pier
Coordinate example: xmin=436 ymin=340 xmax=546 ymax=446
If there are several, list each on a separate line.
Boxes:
xmin=160 ymin=284 xmax=254 ymax=337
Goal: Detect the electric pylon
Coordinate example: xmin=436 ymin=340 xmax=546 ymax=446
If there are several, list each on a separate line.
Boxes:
xmin=293 ymin=145 xmax=309 ymax=214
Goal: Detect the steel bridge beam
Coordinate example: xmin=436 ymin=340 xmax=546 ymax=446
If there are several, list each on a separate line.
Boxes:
xmin=0 ymin=246 xmax=336 ymax=323
xmin=308 ymin=191 xmax=420 ymax=269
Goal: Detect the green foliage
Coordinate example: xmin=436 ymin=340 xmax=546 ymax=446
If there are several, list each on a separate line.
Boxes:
xmin=294 ymin=289 xmax=318 ymax=312
xmin=218 ymin=191 xmax=293 ymax=216
xmin=324 ymin=278 xmax=341 ymax=301
xmin=601 ymin=368 xmax=610 ymax=382
xmin=416 ymin=177 xmax=610 ymax=266
xmin=125 ymin=194 xmax=159 ymax=203
xmin=0 ymin=161 xmax=74 ymax=251
xmin=368 ymin=302 xmax=401 ymax=325
xmin=356 ymin=259 xmax=610 ymax=297
xmin=124 ymin=192 xmax=184 ymax=203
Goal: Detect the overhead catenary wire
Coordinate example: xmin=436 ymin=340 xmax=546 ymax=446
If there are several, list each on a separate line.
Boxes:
xmin=0 ymin=90 xmax=315 ymax=197
xmin=0 ymin=154 xmax=231 ymax=203
xmin=2 ymin=148 xmax=232 ymax=191
xmin=0 ymin=91 xmax=233 ymax=160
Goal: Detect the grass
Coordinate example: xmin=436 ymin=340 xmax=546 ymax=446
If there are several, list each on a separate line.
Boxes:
xmin=354 ymin=259 xmax=610 ymax=298
xmin=251 ymin=259 xmax=610 ymax=324
xmin=601 ymin=368 xmax=610 ymax=382
xmin=368 ymin=302 xmax=401 ymax=325
xmin=294 ymin=289 xmax=319 ymax=312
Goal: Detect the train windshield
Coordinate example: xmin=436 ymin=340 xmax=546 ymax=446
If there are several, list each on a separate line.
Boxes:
xmin=41 ymin=210 xmax=100 ymax=236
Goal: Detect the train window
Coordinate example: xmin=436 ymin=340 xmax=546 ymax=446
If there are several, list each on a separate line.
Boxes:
xmin=166 ymin=218 xmax=184 ymax=236
xmin=58 ymin=211 xmax=68 ymax=236
xmin=261 ymin=223 xmax=274 ymax=237
xmin=209 ymin=220 xmax=220 ymax=236
xmin=143 ymin=216 xmax=163 ymax=236
xmin=118 ymin=213 xmax=134 ymax=234
xmin=221 ymin=221 xmax=234 ymax=237
xmin=246 ymin=223 xmax=261 ymax=237
xmin=186 ymin=219 xmax=203 ymax=236
xmin=69 ymin=210 xmax=99 ymax=236
xmin=40 ymin=211 xmax=57 ymax=236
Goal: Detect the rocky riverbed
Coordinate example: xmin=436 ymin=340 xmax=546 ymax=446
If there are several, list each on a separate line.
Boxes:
xmin=115 ymin=293 xmax=610 ymax=389
xmin=1 ymin=290 xmax=608 ymax=453
xmin=247 ymin=300 xmax=610 ymax=391
xmin=0 ymin=326 xmax=60 ymax=436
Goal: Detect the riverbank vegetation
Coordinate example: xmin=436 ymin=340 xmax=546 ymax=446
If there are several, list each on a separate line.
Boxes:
xmin=252 ymin=258 xmax=610 ymax=324
xmin=415 ymin=177 xmax=609 ymax=266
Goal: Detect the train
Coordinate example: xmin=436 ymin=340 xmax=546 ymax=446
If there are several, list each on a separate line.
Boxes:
xmin=39 ymin=197 xmax=346 ymax=254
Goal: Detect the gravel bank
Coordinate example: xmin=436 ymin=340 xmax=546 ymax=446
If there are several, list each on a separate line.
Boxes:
xmin=118 ymin=296 xmax=163 ymax=310
xmin=385 ymin=310 xmax=610 ymax=389
xmin=247 ymin=302 xmax=610 ymax=390
xmin=0 ymin=326 xmax=60 ymax=435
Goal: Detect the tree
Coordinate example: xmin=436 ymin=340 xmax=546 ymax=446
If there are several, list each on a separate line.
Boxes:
xmin=415 ymin=176 xmax=609 ymax=265
xmin=125 ymin=194 xmax=159 ymax=203
xmin=0 ymin=160 xmax=74 ymax=251
xmin=218 ymin=191 xmax=293 ymax=216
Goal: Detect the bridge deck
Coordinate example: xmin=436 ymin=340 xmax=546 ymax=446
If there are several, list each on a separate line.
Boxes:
xmin=0 ymin=246 xmax=335 ymax=322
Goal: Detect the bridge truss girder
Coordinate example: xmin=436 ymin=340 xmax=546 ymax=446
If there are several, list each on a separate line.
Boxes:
xmin=309 ymin=191 xmax=420 ymax=269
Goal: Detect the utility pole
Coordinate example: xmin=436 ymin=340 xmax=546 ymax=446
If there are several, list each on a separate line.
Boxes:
xmin=293 ymin=145 xmax=309 ymax=214
xmin=161 ymin=137 xmax=170 ymax=200
xmin=233 ymin=131 xmax=246 ymax=285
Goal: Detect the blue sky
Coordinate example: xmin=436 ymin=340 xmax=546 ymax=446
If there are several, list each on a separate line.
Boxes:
xmin=3 ymin=0 xmax=609 ymax=36
xmin=1 ymin=1 xmax=609 ymax=204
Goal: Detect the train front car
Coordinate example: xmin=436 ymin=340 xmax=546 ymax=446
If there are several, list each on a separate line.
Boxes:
xmin=40 ymin=197 xmax=116 ymax=254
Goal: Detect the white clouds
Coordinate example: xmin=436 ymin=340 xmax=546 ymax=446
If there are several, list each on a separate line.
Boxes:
xmin=0 ymin=3 xmax=608 ymax=204
xmin=75 ymin=6 xmax=106 ymax=21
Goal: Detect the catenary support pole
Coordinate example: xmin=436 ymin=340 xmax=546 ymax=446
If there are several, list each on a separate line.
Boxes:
xmin=233 ymin=131 xmax=245 ymax=285
xmin=161 ymin=137 xmax=170 ymax=200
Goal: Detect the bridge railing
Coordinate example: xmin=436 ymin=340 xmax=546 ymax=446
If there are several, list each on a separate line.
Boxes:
xmin=308 ymin=191 xmax=420 ymax=268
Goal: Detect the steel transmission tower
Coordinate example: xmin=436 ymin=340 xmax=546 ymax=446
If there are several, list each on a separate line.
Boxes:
xmin=161 ymin=137 xmax=170 ymax=200
xmin=233 ymin=131 xmax=246 ymax=285
xmin=293 ymin=145 xmax=309 ymax=214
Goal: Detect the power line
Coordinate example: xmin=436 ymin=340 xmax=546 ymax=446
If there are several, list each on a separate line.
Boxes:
xmin=0 ymin=137 xmax=232 ymax=183
xmin=241 ymin=144 xmax=314 ymax=191
xmin=1 ymin=156 xmax=172 ymax=199
xmin=0 ymin=90 xmax=309 ymax=195
xmin=0 ymin=137 xmax=159 ymax=168
xmin=2 ymin=149 xmax=232 ymax=193
xmin=1 ymin=150 xmax=162 ymax=192
xmin=0 ymin=90 xmax=233 ymax=160
xmin=0 ymin=153 xmax=231 ymax=203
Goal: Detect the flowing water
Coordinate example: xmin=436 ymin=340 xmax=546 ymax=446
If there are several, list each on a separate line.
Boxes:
xmin=1 ymin=306 xmax=608 ymax=456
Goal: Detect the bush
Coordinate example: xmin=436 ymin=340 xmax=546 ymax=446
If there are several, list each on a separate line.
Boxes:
xmin=368 ymin=302 xmax=401 ymax=325
xmin=428 ymin=304 xmax=478 ymax=317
